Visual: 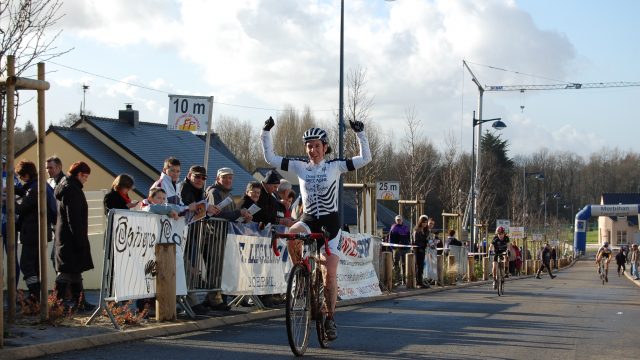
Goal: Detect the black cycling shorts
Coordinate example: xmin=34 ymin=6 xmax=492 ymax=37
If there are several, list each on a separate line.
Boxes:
xmin=299 ymin=212 xmax=340 ymax=241
xmin=493 ymin=252 xmax=507 ymax=262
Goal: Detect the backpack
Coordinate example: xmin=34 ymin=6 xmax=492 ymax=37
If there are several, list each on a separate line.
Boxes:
xmin=46 ymin=183 xmax=57 ymax=225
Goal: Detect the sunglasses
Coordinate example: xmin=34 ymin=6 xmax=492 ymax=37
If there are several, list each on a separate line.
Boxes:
xmin=193 ymin=174 xmax=207 ymax=180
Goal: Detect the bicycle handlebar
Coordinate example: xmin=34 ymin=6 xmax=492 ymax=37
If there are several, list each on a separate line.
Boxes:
xmin=271 ymin=227 xmax=332 ymax=257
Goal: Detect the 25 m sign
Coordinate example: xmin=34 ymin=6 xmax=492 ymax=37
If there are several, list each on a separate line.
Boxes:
xmin=376 ymin=181 xmax=400 ymax=200
xmin=167 ymin=95 xmax=213 ymax=132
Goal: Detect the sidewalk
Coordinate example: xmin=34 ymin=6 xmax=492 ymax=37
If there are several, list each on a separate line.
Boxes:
xmin=1 ymin=264 xmax=573 ymax=360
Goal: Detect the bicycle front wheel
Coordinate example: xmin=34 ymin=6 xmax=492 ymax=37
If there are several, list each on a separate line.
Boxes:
xmin=286 ymin=264 xmax=311 ymax=356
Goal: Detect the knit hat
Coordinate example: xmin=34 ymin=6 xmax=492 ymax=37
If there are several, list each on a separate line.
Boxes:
xmin=263 ymin=170 xmax=282 ymax=184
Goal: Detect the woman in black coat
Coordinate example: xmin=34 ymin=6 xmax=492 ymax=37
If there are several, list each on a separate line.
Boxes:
xmin=54 ymin=161 xmax=95 ymax=311
xmin=15 ymin=160 xmax=52 ymax=301
xmin=413 ymin=215 xmax=429 ymax=287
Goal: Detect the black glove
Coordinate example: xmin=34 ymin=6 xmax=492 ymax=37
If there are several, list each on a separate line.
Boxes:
xmin=349 ymin=119 xmax=364 ymax=133
xmin=263 ymin=116 xmax=275 ymax=131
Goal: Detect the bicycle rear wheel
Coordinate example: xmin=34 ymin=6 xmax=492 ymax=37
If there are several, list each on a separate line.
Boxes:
xmin=286 ymin=264 xmax=311 ymax=356
xmin=313 ymin=267 xmax=329 ymax=348
xmin=497 ymin=267 xmax=504 ymax=296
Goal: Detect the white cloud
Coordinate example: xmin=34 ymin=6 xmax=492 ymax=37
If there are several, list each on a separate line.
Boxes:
xmin=48 ymin=0 xmax=600 ymax=154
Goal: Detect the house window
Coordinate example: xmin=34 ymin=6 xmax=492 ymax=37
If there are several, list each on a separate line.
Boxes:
xmin=616 ymin=230 xmax=627 ymax=244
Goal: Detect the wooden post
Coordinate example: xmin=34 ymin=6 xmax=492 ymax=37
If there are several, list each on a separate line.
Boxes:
xmin=405 ymin=252 xmax=416 ymax=289
xmin=155 ymin=243 xmax=176 ymax=321
xmin=482 ymin=257 xmax=489 ymax=280
xmin=382 ymin=251 xmax=393 ymax=290
xmin=436 ymin=255 xmax=444 ymax=286
xmin=37 ymin=62 xmax=49 ymax=321
xmin=467 ymin=256 xmax=475 ymax=282
xmin=6 ymin=55 xmax=17 ymax=324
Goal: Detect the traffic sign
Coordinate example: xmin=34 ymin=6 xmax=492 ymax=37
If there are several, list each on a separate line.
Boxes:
xmin=376 ymin=181 xmax=400 ymax=200
xmin=167 ymin=95 xmax=212 ymax=132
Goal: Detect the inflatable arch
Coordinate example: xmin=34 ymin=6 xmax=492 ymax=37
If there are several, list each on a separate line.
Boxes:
xmin=574 ymin=204 xmax=640 ymax=254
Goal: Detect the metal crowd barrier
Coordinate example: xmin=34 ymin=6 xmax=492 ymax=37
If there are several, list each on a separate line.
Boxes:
xmin=184 ymin=217 xmax=229 ymax=295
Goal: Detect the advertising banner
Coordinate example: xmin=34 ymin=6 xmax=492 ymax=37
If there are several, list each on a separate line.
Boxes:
xmin=111 ymin=210 xmax=188 ymax=301
xmin=336 ymin=232 xmax=383 ymax=300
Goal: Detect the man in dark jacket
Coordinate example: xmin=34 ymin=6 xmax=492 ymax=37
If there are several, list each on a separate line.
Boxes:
xmin=253 ymin=170 xmax=293 ymax=227
xmin=15 ymin=160 xmax=55 ymax=302
xmin=54 ymin=161 xmax=95 ymax=311
xmin=536 ymin=243 xmax=556 ymax=279
xmin=389 ymin=215 xmax=410 ymax=284
xmin=205 ymin=167 xmax=252 ymax=222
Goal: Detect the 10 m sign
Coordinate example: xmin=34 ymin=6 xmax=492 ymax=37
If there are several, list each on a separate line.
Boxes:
xmin=167 ymin=95 xmax=212 ymax=132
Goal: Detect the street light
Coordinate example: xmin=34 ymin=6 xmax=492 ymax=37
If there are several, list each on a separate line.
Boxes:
xmin=470 ymin=110 xmax=506 ymax=249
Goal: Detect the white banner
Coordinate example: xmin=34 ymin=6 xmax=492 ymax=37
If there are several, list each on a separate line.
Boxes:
xmin=448 ymin=245 xmax=468 ymax=275
xmin=220 ymin=228 xmax=382 ymax=300
xmin=336 ymin=232 xmax=382 ymax=300
xmin=423 ymin=248 xmax=438 ymax=281
xmin=111 ymin=210 xmax=188 ymax=301
xmin=221 ymin=233 xmax=292 ymax=295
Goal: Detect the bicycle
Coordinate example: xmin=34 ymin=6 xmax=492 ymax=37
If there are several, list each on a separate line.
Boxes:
xmin=271 ymin=228 xmax=331 ymax=357
xmin=598 ymin=259 xmax=607 ymax=285
xmin=495 ymin=253 xmax=507 ymax=296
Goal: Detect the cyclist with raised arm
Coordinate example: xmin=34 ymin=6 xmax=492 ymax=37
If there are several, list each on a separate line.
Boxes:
xmin=261 ymin=116 xmax=371 ymax=341
xmin=596 ymin=241 xmax=613 ymax=282
xmin=489 ymin=226 xmax=510 ymax=290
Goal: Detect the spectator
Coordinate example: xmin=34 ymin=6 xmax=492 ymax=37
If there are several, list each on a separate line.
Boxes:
xmin=180 ymin=165 xmax=219 ymax=215
xmin=511 ymin=241 xmax=522 ymax=275
xmin=151 ymin=157 xmax=183 ymax=205
xmin=413 ymin=215 xmax=430 ymax=288
xmin=205 ymin=167 xmax=251 ymax=222
xmin=535 ymin=243 xmax=556 ymax=279
xmin=54 ymin=161 xmax=96 ymax=311
xmin=239 ymin=181 xmax=262 ymax=213
xmin=180 ymin=165 xmax=220 ymax=314
xmin=282 ymin=191 xmax=297 ymax=218
xmin=2 ymin=155 xmax=20 ymax=287
xmin=629 ymin=244 xmax=639 ymax=280
xmin=46 ymin=156 xmax=64 ymax=268
xmin=253 ymin=170 xmax=293 ymax=227
xmin=138 ymin=187 xmax=191 ymax=219
xmin=389 ymin=215 xmax=410 ymax=284
xmin=103 ymin=174 xmax=138 ymax=215
xmin=15 ymin=160 xmax=56 ymax=303
xmin=446 ymin=230 xmax=462 ymax=248
xmin=507 ymin=240 xmax=517 ymax=276
xmin=204 ymin=167 xmax=254 ymax=311
xmin=615 ymin=248 xmax=626 ymax=276
xmin=550 ymin=247 xmax=558 ymax=269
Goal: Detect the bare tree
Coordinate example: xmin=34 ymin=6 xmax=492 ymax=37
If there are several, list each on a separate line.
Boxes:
xmin=439 ymin=131 xmax=466 ymax=214
xmin=398 ymin=108 xmax=439 ymax=220
xmin=273 ymin=105 xmax=317 ymax=158
xmin=1 ymin=0 xmax=71 ymax=76
xmin=215 ymin=115 xmax=260 ymax=171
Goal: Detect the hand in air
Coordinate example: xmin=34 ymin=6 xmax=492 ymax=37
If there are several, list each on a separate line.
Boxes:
xmin=263 ymin=116 xmax=275 ymax=131
xmin=349 ymin=119 xmax=364 ymax=133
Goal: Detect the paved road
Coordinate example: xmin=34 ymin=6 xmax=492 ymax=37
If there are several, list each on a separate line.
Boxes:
xmin=50 ymin=260 xmax=640 ymax=360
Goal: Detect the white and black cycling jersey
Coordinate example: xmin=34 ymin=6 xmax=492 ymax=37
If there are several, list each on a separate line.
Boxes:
xmin=261 ymin=130 xmax=372 ymax=218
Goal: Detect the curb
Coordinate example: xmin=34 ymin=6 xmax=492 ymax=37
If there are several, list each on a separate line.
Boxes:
xmin=623 ymin=267 xmax=640 ymax=288
xmin=1 ymin=262 xmax=577 ymax=360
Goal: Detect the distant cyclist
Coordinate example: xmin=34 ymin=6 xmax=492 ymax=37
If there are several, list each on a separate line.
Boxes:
xmin=489 ymin=226 xmax=510 ymax=289
xmin=595 ymin=241 xmax=612 ymax=282
xmin=261 ymin=116 xmax=371 ymax=341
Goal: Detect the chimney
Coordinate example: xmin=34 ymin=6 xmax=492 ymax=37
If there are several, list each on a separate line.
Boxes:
xmin=119 ymin=103 xmax=139 ymax=127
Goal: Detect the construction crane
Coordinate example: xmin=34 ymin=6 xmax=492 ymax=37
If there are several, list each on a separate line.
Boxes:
xmin=461 ymin=59 xmax=640 ymax=242
xmin=486 ymin=81 xmax=640 ymax=91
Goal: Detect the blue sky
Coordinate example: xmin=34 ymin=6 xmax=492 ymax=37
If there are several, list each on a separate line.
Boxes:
xmin=13 ymin=0 xmax=640 ymax=157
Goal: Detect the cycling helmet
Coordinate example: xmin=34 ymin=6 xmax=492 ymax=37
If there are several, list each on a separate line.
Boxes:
xmin=496 ymin=226 xmax=505 ymax=234
xmin=302 ymin=127 xmax=328 ymax=144
xmin=603 ymin=241 xmax=609 ymax=247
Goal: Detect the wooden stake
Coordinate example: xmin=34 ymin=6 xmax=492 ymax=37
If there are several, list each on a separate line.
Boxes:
xmin=37 ymin=62 xmax=49 ymax=321
xmin=155 ymin=243 xmax=177 ymax=321
xmin=405 ymin=252 xmax=416 ymax=289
